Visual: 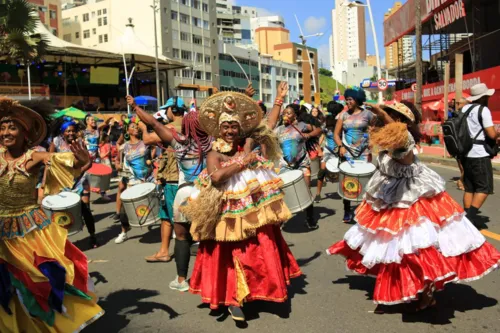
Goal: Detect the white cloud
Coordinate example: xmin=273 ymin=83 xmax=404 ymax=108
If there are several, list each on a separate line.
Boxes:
xmin=304 ymin=16 xmax=327 ymax=35
xmin=317 ymin=43 xmax=331 ymax=69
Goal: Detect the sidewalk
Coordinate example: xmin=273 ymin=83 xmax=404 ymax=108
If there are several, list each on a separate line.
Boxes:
xmin=418 ymin=145 xmax=500 ymax=176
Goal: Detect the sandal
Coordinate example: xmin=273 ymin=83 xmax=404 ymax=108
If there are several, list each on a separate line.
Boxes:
xmin=145 ymin=253 xmax=172 ymax=263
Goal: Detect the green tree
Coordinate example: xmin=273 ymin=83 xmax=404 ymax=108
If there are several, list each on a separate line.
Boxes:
xmin=0 ymin=0 xmax=48 ymax=64
xmin=319 ymin=68 xmax=333 ymax=77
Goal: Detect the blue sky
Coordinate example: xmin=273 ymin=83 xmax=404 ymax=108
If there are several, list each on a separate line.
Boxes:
xmin=235 ymin=0 xmax=398 ymax=69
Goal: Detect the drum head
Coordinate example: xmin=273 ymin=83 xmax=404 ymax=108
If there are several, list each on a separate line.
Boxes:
xmin=121 ymin=182 xmax=156 ymax=201
xmin=326 ymin=157 xmax=339 ymax=173
xmin=339 ymin=160 xmax=376 ymax=175
xmin=88 ymin=163 xmax=112 ymax=175
xmin=42 ymin=192 xmax=81 ymax=209
xmin=279 ymin=170 xmax=303 ymax=184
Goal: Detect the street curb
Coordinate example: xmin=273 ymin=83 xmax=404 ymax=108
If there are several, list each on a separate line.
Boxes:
xmin=419 ymin=154 xmax=500 ymax=176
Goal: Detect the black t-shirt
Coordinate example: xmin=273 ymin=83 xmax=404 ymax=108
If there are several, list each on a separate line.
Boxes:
xmin=109 ymin=125 xmax=122 ymax=142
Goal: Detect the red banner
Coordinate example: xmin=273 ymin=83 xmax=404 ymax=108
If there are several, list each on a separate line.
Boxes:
xmin=395 ymin=66 xmax=500 ymax=121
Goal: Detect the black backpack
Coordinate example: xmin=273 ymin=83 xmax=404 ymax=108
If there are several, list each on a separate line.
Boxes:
xmin=442 ymin=104 xmax=484 ymax=158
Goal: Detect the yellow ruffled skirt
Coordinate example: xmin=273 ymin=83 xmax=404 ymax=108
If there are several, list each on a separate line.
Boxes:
xmin=0 ymin=221 xmax=104 ymax=332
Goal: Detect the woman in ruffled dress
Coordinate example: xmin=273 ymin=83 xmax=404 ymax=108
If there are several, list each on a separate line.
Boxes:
xmin=0 ymin=98 xmax=103 ymax=332
xmin=181 ymin=86 xmax=301 ymax=322
xmin=327 ymin=102 xmax=500 ymax=311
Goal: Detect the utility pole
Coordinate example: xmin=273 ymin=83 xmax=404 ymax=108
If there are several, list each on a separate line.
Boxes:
xmin=415 ymin=0 xmax=423 ymax=112
xmin=151 ymin=0 xmax=161 ymax=105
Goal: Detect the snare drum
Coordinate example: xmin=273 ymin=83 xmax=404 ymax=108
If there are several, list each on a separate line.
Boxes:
xmin=338 ymin=160 xmax=376 ymax=202
xmin=42 ymin=192 xmax=83 ymax=236
xmin=88 ymin=163 xmax=112 ymax=193
xmin=121 ymin=182 xmax=161 ymax=227
xmin=310 ymin=158 xmax=320 ymax=179
xmin=326 ymin=156 xmax=340 ymax=173
xmin=279 ymin=170 xmax=314 ymax=214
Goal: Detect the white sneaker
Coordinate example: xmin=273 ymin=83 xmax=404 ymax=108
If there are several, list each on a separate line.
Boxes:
xmin=169 ymin=276 xmax=189 ymax=292
xmin=115 ymin=232 xmax=128 ymax=244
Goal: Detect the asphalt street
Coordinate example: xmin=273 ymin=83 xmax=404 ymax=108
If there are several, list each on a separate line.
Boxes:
xmin=79 ymin=163 xmax=500 ymax=333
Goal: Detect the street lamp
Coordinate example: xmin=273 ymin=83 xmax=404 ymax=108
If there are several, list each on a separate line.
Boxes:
xmin=151 ymin=0 xmax=161 ymax=105
xmin=295 ymin=14 xmax=323 ymax=104
xmin=342 ymin=0 xmax=383 ymax=103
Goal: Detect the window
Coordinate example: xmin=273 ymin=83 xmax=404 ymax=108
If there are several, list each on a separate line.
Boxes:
xmin=192 ymin=34 xmax=202 ymax=45
xmin=172 ymin=29 xmax=179 ymax=40
xmin=91 ymin=11 xmax=96 ymax=18
xmin=204 ymin=37 xmax=210 ymax=46
xmin=182 ymin=68 xmax=192 ymax=78
xmin=92 ymin=28 xmax=96 ymax=35
xmin=194 ymin=70 xmax=202 ymax=79
xmin=50 ymin=10 xmax=56 ymax=19
xmin=192 ymin=0 xmax=200 ymax=9
xmin=74 ymin=16 xmax=78 ymax=22
xmin=205 ymin=72 xmax=211 ymax=81
xmin=75 ymin=31 xmax=80 ymax=38
xmin=83 ymin=13 xmax=89 ymax=22
xmin=63 ymin=34 xmax=71 ymax=42
xmin=181 ymin=50 xmax=191 ymax=60
xmin=180 ymin=13 xmax=189 ymax=24
xmin=181 ymin=0 xmax=189 ymax=6
xmin=98 ymin=18 xmax=102 ymax=26
xmin=196 ymin=53 xmax=203 ymax=63
xmin=104 ymin=34 xmax=108 ymax=42
xmin=203 ymin=20 xmax=209 ymax=29
xmin=172 ymin=48 xmax=180 ymax=58
xmin=180 ymin=31 xmax=189 ymax=41
xmin=174 ymin=70 xmax=180 ymax=77
xmin=171 ymin=10 xmax=178 ymax=20
xmin=83 ymin=29 xmax=90 ymax=39
xmin=98 ymin=35 xmax=103 ymax=43
xmin=97 ymin=9 xmax=102 ymax=15
xmin=204 ymin=55 xmax=211 ymax=64
xmin=103 ymin=17 xmax=107 ymax=25
xmin=192 ymin=17 xmax=201 ymax=28
xmin=103 ymin=8 xmax=107 ymax=14
xmin=202 ymin=3 xmax=208 ymax=12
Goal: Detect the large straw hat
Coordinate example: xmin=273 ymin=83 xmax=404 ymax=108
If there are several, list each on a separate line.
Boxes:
xmin=381 ymin=102 xmax=415 ymax=123
xmin=199 ymin=92 xmax=262 ymax=137
xmin=467 ymin=83 xmax=495 ymax=102
xmin=0 ymin=97 xmax=47 ymax=147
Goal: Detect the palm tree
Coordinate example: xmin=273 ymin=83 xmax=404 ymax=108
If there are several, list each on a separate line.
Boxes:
xmin=0 ymin=0 xmax=48 ymax=98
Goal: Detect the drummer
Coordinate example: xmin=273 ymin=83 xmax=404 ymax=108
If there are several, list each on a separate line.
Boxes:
xmin=272 ymin=88 xmax=322 ymax=230
xmin=114 ymin=118 xmax=154 ymax=244
xmin=141 ymin=97 xmax=186 ymax=263
xmin=129 ymin=95 xmax=211 ymax=293
xmin=84 ymin=113 xmax=112 ymax=201
xmin=315 ymin=101 xmax=344 ymax=202
xmin=334 ymin=88 xmax=393 ymax=223
xmin=49 ymin=117 xmax=99 ymax=248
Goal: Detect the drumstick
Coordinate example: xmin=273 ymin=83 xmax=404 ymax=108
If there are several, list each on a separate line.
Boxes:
xmin=41 ymin=163 xmax=49 ymax=189
xmin=228 ymin=52 xmax=251 ymax=83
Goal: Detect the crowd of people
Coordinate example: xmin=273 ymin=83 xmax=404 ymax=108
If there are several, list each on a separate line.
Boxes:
xmin=0 ymin=81 xmax=499 ymax=330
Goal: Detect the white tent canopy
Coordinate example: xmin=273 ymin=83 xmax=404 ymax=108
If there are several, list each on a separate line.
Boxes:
xmin=35 ymin=22 xmax=185 ymax=71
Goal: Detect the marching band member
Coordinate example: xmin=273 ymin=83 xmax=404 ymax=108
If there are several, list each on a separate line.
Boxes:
xmin=114 ymin=118 xmax=154 ymax=244
xmin=49 ymin=117 xmax=99 ymax=248
xmin=181 ymin=87 xmax=301 ymax=322
xmin=130 ymin=96 xmax=211 ymax=292
xmin=0 ymin=98 xmax=103 ymax=331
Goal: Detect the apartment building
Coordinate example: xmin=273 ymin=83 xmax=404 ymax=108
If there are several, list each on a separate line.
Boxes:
xmin=215 ymin=0 xmax=257 ymax=45
xmin=62 ymin=0 xmax=218 ymax=101
xmin=384 ymin=2 xmax=415 ymax=69
xmin=29 ymin=0 xmax=62 ymax=37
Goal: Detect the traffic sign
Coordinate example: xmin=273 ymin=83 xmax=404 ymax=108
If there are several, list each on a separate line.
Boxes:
xmin=411 ymin=83 xmax=417 ymax=92
xmin=377 ymin=78 xmax=388 ymax=91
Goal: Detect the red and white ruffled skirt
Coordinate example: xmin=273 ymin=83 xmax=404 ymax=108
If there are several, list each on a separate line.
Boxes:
xmin=327 ymin=153 xmax=500 ymax=305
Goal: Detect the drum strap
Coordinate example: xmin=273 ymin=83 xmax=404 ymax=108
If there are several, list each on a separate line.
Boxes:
xmin=286 ymin=153 xmax=307 ymax=170
xmin=343 ymin=144 xmax=367 ymax=159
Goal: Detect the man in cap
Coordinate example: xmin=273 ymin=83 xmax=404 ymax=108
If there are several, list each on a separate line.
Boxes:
xmin=461 ymin=83 xmax=499 ymax=229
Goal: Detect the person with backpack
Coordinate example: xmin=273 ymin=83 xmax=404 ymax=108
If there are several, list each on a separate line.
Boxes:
xmin=456 ymin=84 xmax=499 ymax=228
